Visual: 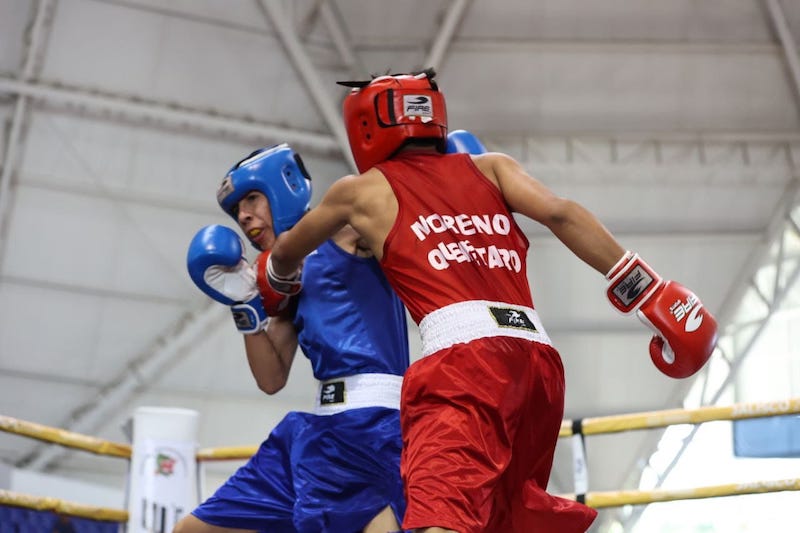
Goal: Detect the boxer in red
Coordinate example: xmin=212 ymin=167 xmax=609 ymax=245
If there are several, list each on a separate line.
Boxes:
xmin=264 ymin=69 xmax=718 ymax=533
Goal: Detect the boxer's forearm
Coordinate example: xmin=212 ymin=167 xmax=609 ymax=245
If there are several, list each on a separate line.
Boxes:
xmin=271 ymin=180 xmax=352 ymax=276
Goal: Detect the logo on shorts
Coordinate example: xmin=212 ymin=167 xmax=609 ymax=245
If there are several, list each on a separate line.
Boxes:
xmin=489 ymin=307 xmax=537 ymax=331
xmin=320 ymin=381 xmax=345 ymax=405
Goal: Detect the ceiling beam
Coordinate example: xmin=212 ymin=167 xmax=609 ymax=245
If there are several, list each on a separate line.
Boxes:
xmin=0 ymin=96 xmax=29 ymax=264
xmin=2 ymin=274 xmax=190 ymax=305
xmin=452 ymin=39 xmax=780 ymax=56
xmin=489 ymin=134 xmax=798 ymax=186
xmin=0 ymin=77 xmax=340 ymax=156
xmin=319 ymin=0 xmax=366 ymax=77
xmin=3 ymin=73 xmax=794 ymax=166
xmin=0 ymin=0 xmax=56 ymax=268
xmin=258 ymin=0 xmax=357 ymax=172
xmin=765 ymin=0 xmax=800 ymax=119
xmin=19 ymin=174 xmax=221 ymax=216
xmin=424 ymin=0 xmax=471 ymax=71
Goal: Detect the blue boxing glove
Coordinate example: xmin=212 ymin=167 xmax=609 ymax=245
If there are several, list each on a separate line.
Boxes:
xmin=187 ymin=225 xmax=268 ymax=334
xmin=446 ymin=129 xmax=487 ymax=155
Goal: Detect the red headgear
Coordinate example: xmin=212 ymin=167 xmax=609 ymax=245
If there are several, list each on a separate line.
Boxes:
xmin=339 ymin=70 xmax=448 ymax=173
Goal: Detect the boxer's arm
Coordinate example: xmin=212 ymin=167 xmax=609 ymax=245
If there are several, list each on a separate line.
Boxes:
xmin=486 ymin=153 xmax=624 ymax=274
xmin=271 ymin=175 xmax=356 ymax=279
xmin=243 ymin=314 xmax=298 ymax=394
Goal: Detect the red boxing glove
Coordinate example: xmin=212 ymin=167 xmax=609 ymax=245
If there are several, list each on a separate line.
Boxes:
xmin=263 ymin=251 xmax=302 ymax=296
xmin=607 ymin=252 xmax=719 ymax=379
xmin=254 ymin=250 xmax=294 ymax=316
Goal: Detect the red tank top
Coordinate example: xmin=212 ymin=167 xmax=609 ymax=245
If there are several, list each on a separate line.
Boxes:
xmin=377 ymin=151 xmax=534 ymax=323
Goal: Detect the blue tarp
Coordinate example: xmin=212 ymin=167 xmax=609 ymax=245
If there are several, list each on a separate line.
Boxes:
xmin=733 ymin=415 xmax=800 ymax=458
xmin=0 ymin=505 xmax=120 ymax=533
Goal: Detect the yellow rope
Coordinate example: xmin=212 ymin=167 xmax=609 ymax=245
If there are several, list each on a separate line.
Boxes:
xmin=1 ymin=400 xmax=799 ymax=516
xmin=559 ymin=397 xmax=800 ymax=437
xmin=581 ymin=478 xmax=800 ymax=508
xmin=3 ymin=397 xmax=799 ymax=460
xmin=3 ymin=477 xmax=799 ymax=519
xmin=0 ymin=490 xmax=127 ymax=522
xmin=196 ymin=445 xmax=258 ymax=461
xmin=0 ymin=415 xmax=131 ymax=458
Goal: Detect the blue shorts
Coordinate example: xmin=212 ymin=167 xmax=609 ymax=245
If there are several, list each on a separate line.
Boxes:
xmin=192 ymin=407 xmax=405 ymax=533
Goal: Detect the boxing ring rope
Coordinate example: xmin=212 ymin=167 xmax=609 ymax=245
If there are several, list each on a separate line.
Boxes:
xmin=1 ymin=397 xmax=799 ymax=525
xmin=558 ymin=397 xmax=800 ymax=504
xmin=196 ymin=445 xmax=259 ymax=461
xmin=0 ymin=415 xmax=131 ymax=458
xmin=580 ymin=478 xmax=800 ymax=509
xmin=558 ymin=397 xmax=800 ymax=437
xmin=0 ymin=489 xmax=127 ymax=522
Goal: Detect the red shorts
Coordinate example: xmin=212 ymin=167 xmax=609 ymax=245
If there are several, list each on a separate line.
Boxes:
xmin=400 ymin=336 xmax=597 ymax=532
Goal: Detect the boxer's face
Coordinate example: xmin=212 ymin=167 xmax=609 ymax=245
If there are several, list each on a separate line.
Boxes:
xmin=236 ymin=191 xmax=276 ymax=250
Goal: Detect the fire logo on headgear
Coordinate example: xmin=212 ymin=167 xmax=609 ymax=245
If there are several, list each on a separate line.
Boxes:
xmin=404 ymin=95 xmax=433 ymax=117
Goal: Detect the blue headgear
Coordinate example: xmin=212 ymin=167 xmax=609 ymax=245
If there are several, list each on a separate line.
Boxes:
xmin=217 ymin=144 xmax=312 ymax=240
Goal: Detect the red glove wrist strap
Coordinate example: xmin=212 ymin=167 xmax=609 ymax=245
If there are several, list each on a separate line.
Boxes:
xmin=606 ymin=253 xmax=662 ymax=314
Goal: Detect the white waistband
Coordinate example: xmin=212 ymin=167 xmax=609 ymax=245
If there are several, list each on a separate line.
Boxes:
xmin=313 ymin=373 xmax=403 ymax=415
xmin=418 ymin=300 xmax=552 ymax=357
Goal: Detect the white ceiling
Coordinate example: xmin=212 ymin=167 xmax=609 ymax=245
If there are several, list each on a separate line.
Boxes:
xmin=1 ymin=0 xmax=799 ymax=530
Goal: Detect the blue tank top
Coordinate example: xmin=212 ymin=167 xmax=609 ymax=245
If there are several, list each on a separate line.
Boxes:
xmin=293 ymin=239 xmax=409 ymax=380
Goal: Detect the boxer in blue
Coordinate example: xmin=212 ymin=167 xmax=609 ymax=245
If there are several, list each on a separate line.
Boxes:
xmin=178 ymin=144 xmax=409 ymax=533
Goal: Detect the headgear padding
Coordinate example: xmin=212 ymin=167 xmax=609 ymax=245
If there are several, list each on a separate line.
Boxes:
xmin=340 ymin=69 xmax=447 ymax=173
xmin=217 ymin=144 xmax=312 ymax=239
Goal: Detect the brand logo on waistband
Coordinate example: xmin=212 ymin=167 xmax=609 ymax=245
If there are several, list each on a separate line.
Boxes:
xmin=489 ymin=307 xmax=537 ymax=331
xmin=320 ymin=381 xmax=345 ymax=405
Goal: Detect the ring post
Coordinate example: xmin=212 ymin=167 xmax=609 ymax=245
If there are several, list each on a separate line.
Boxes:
xmin=125 ymin=407 xmax=199 ymax=533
